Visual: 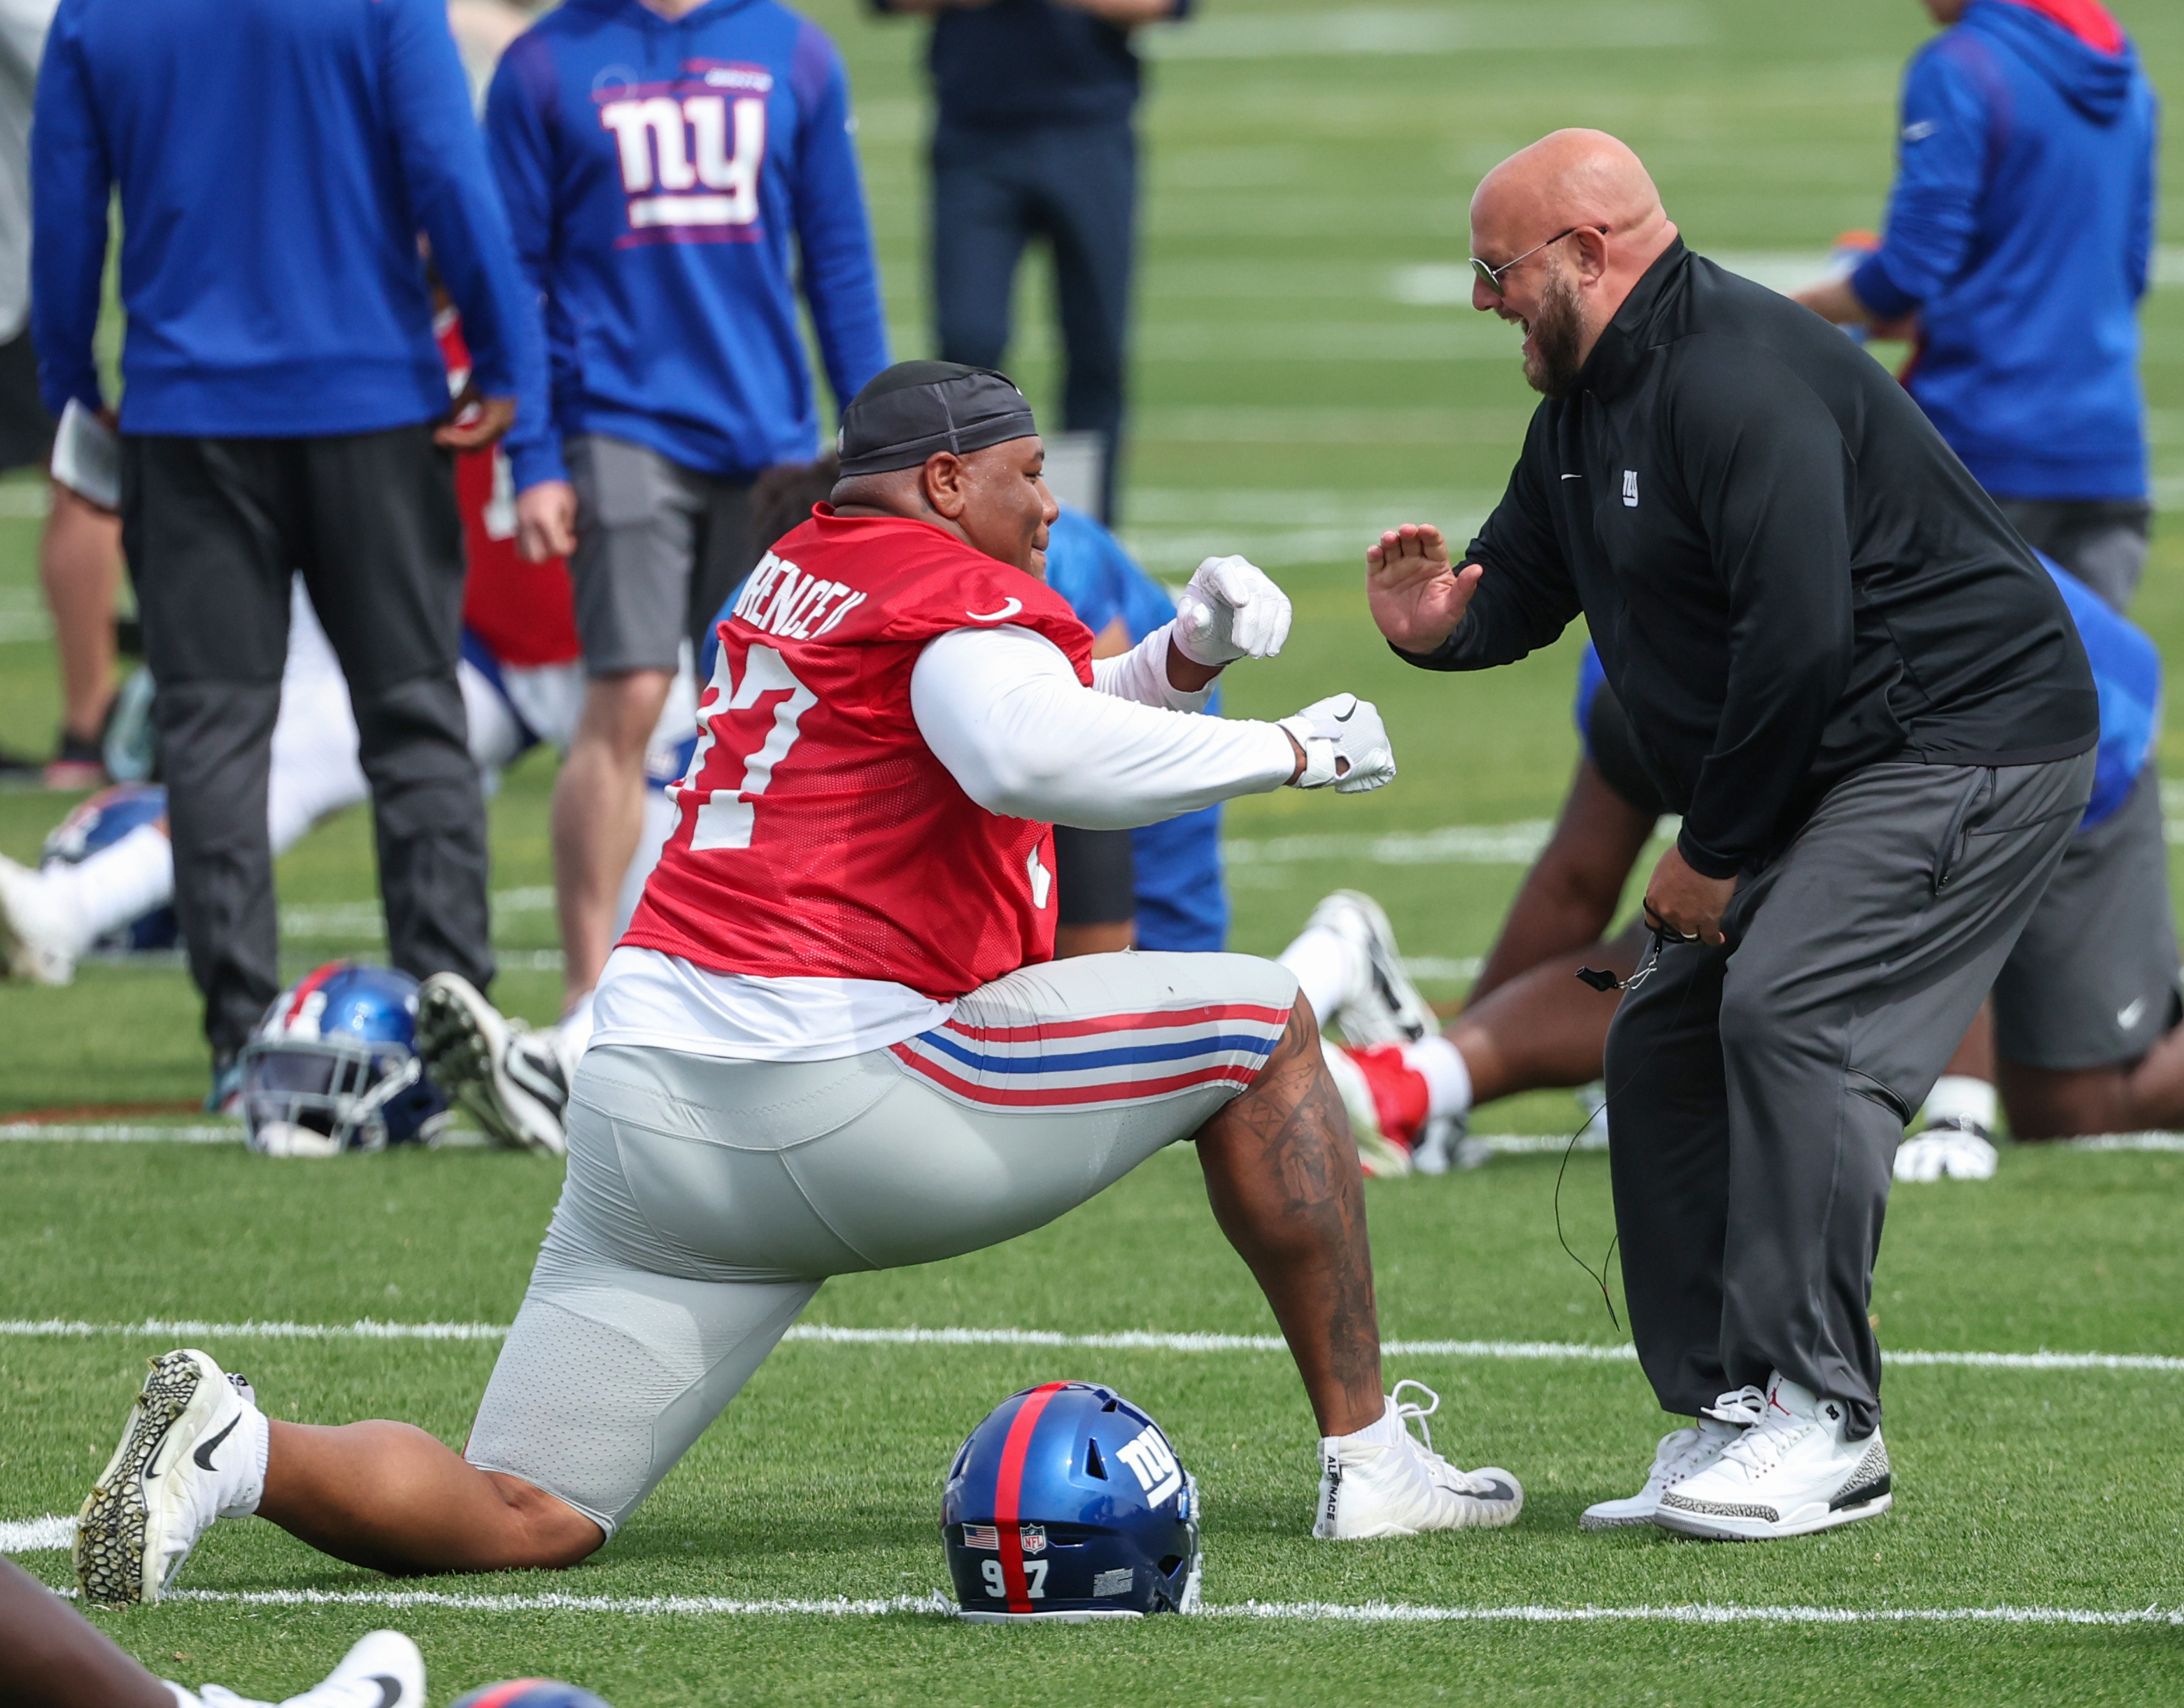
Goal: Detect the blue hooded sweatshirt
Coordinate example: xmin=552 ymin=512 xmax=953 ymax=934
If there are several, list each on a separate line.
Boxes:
xmin=486 ymin=0 xmax=889 ymax=492
xmin=1850 ymin=0 xmax=2158 ymax=502
xmin=32 ymin=0 xmax=541 ymax=437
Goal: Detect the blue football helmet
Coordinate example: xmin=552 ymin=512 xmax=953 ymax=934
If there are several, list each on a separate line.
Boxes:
xmin=942 ymin=1381 xmax=1200 ymax=1622
xmin=241 ymin=961 xmax=450 ymax=1156
xmin=450 ymin=1683 xmax=616 ymax=1708
xmin=41 ymin=783 xmax=178 ymax=953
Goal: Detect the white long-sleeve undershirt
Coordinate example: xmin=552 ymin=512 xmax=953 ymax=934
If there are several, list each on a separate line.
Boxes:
xmin=911 ymin=622 xmax=1296 ymax=830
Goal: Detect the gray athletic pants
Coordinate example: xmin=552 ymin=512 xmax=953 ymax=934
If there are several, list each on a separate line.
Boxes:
xmin=1997 ymin=498 xmax=2151 ymax=614
xmin=122 ymin=427 xmax=492 ymax=1056
xmin=1603 ymin=753 xmax=2093 ymax=1438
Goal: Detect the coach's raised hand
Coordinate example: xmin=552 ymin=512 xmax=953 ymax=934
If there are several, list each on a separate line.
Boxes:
xmin=1173 ymin=554 xmax=1293 ymax=666
xmin=1366 ymin=523 xmax=1484 ymax=654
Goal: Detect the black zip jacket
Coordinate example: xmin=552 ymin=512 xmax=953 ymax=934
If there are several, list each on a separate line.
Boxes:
xmin=1401 ymin=241 xmax=2099 ymax=879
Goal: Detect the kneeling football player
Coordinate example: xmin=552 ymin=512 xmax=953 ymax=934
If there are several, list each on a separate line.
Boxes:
xmin=73 ymin=363 xmax=1524 ymax=1604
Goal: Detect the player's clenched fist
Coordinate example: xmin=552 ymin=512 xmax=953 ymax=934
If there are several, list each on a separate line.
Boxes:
xmin=1366 ymin=523 xmax=1484 ymax=655
xmin=1173 ymin=555 xmax=1293 ymax=666
xmin=1279 ymin=693 xmax=1396 ymax=794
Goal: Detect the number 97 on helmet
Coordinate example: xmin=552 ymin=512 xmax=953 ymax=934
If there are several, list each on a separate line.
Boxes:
xmin=942 ymin=1381 xmax=1201 ymax=1623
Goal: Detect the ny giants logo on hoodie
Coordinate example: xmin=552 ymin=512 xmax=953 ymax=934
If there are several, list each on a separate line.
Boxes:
xmin=597 ymin=62 xmax=771 ymax=243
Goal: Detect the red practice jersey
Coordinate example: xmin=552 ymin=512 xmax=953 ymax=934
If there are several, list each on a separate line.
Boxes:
xmin=623 ymin=507 xmax=1096 ymax=999
xmin=437 ymin=313 xmax=582 ymax=668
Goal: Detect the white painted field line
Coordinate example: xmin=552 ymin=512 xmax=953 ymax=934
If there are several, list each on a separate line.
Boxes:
xmin=6 ymin=1316 xmax=2184 ymax=1374
xmin=0 ymin=1514 xmax=75 ymax=1552
xmin=0 ymin=1124 xmax=239 ymax=1144
xmin=21 ymin=1583 xmax=2182 ymax=1628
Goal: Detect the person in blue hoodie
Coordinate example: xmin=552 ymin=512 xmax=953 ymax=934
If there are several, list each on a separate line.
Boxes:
xmin=31 ymin=0 xmax=544 ymax=1102
xmin=1795 ymin=0 xmax=2159 ymax=611
xmin=481 ymin=0 xmax=891 ymax=1022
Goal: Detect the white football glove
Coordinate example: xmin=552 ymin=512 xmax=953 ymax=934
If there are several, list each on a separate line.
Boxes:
xmin=1277 ymin=693 xmax=1396 ymax=794
xmin=1172 ymin=555 xmax=1293 ymax=667
xmin=1892 ymin=1125 xmax=1999 ymax=1183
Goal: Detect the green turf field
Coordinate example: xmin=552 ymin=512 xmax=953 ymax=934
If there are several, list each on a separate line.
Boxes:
xmin=5 ymin=0 xmax=2184 ymax=1700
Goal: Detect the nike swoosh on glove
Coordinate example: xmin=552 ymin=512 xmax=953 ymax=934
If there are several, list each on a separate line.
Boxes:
xmin=1173 ymin=555 xmax=1293 ymax=667
xmin=1278 ymin=693 xmax=1396 ymax=794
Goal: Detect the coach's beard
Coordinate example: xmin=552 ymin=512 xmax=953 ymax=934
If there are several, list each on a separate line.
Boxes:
xmin=1523 ymin=268 xmax=1587 ymax=400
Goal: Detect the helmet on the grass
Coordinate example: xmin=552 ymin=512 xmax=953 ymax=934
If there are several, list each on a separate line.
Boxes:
xmin=241 ymin=960 xmax=449 ymax=1155
xmin=942 ymin=1381 xmax=1200 ymax=1622
xmin=451 ymin=1684 xmax=616 ymax=1708
xmin=41 ymin=782 xmax=178 ymax=953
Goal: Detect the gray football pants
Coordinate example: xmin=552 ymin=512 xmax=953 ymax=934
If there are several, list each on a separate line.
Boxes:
xmin=1604 ymin=753 xmax=2093 ymax=1439
xmin=465 ymin=950 xmax=1299 ymax=1535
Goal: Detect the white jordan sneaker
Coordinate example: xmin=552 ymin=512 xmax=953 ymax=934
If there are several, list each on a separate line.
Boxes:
xmin=1322 ymin=1044 xmax=1412 ymax=1177
xmin=417 ymin=972 xmax=568 ymax=1156
xmin=1653 ymin=1372 xmax=1892 ymax=1542
xmin=192 ymin=1630 xmax=425 ymax=1708
xmin=77 ymin=1349 xmax=264 ymax=1604
xmin=0 ymin=853 xmax=78 ymax=985
xmin=1303 ymin=890 xmax=1435 ymax=1048
xmin=1894 ymin=1118 xmax=1999 ymax=1183
xmin=1314 ymin=1381 xmax=1523 ymax=1538
xmin=1580 ymin=1386 xmax=1763 ymax=1530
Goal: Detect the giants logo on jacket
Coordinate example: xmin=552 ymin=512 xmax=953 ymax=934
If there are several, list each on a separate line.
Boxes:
xmin=597 ymin=62 xmax=770 ymax=243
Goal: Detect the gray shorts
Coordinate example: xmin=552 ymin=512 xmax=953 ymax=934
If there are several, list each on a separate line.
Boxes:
xmin=1995 ymin=497 xmax=2152 ymax=614
xmin=1993 ymin=767 xmax=2179 ymax=1070
xmin=565 ymin=434 xmax=755 ymax=675
xmin=464 ymin=950 xmax=1298 ymax=1535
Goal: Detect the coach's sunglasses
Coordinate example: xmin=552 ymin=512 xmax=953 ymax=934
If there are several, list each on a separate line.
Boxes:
xmin=1469 ymin=225 xmax=1609 ymax=298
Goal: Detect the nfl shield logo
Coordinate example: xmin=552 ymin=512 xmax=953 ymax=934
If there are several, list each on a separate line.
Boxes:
xmin=1020 ymin=1523 xmax=1049 ymax=1555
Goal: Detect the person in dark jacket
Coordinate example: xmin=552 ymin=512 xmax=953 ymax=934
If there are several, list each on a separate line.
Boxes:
xmin=1794 ymin=0 xmax=2159 ymax=611
xmin=872 ymin=0 xmax=1188 ymax=523
xmin=32 ymin=0 xmax=544 ymax=1102
xmin=1368 ymin=129 xmax=2097 ymax=1542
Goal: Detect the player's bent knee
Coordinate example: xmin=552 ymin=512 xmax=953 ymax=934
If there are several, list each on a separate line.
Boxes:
xmin=482 ymin=1470 xmax=609 ymax=1569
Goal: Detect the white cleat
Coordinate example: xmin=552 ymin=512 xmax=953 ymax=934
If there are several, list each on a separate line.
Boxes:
xmin=1303 ymin=890 xmax=1435 ymax=1048
xmin=1653 ymin=1372 xmax=1892 ymax=1542
xmin=1580 ymin=1386 xmax=1763 ymax=1530
xmin=1322 ymin=1044 xmax=1412 ymax=1177
xmin=416 ymin=972 xmax=568 ymax=1156
xmin=76 ymin=1349 xmax=260 ymax=1604
xmin=0 ymin=853 xmax=78 ymax=985
xmin=1314 ymin=1381 xmax=1522 ymax=1538
xmin=278 ymin=1630 xmax=425 ymax=1708
xmin=1894 ymin=1118 xmax=1998 ymax=1183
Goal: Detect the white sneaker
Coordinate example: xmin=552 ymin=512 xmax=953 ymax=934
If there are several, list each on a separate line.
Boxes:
xmin=1894 ymin=1118 xmax=1998 ymax=1183
xmin=1322 ymin=1044 xmax=1412 ymax=1177
xmin=416 ymin=972 xmax=568 ymax=1156
xmin=0 ymin=853 xmax=78 ymax=985
xmin=1411 ymin=1111 xmax=1466 ymax=1174
xmin=1652 ymin=1372 xmax=1892 ymax=1541
xmin=1580 ymin=1385 xmax=1763 ymax=1530
xmin=77 ymin=1349 xmax=264 ymax=1604
xmin=193 ymin=1630 xmax=425 ymax=1708
xmin=1314 ymin=1381 xmax=1522 ymax=1538
xmin=1302 ymin=890 xmax=1435 ymax=1048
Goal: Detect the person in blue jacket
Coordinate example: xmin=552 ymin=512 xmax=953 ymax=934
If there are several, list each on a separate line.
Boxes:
xmin=1796 ymin=0 xmax=2160 ymax=611
xmin=31 ymin=0 xmax=543 ymax=1101
xmin=483 ymin=0 xmax=891 ymax=1019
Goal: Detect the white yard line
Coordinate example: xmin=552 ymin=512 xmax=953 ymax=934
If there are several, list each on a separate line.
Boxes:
xmin=5 ymin=1316 xmax=2183 ymax=1373
xmin=0 ymin=1515 xmax=75 ymax=1552
xmin=0 ymin=1124 xmax=239 ymax=1144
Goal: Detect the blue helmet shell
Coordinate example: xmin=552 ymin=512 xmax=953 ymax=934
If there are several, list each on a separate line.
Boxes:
xmin=41 ymin=783 xmax=179 ymax=952
xmin=450 ymin=1684 xmax=616 ymax=1708
xmin=942 ymin=1381 xmax=1200 ymax=1622
xmin=242 ymin=960 xmax=450 ymax=1152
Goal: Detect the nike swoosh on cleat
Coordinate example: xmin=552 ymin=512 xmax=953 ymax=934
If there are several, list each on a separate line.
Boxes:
xmin=192 ymin=1415 xmax=240 ymax=1472
xmin=366 ymin=1677 xmax=404 ymax=1708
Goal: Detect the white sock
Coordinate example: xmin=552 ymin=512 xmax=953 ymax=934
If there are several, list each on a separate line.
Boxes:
xmin=1279 ymin=927 xmax=1360 ymax=1030
xmin=1401 ymin=1034 xmax=1472 ymax=1119
xmin=214 ymin=1402 xmax=271 ymax=1519
xmin=553 ymin=988 xmax=597 ymax=1079
xmin=1327 ymin=1394 xmax=1402 ymax=1448
xmin=1923 ymin=1075 xmax=1998 ymax=1134
xmin=30 ymin=823 xmax=174 ymax=953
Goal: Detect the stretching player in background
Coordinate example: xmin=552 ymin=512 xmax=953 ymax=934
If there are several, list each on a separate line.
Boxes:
xmin=1302 ymin=556 xmax=2181 ymax=1180
xmin=423 ymin=457 xmax=1230 ymax=1152
xmin=71 ymin=364 xmax=1522 ymax=1610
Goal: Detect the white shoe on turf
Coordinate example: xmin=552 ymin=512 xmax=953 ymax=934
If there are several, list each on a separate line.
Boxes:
xmin=1322 ymin=1044 xmax=1412 ymax=1177
xmin=1314 ymin=1381 xmax=1522 ymax=1538
xmin=77 ymin=1349 xmax=262 ymax=1604
xmin=1580 ymin=1385 xmax=1763 ymax=1530
xmin=1652 ymin=1372 xmax=1892 ymax=1542
xmin=1303 ymin=890 xmax=1435 ymax=1048
xmin=194 ymin=1629 xmax=425 ymax=1708
xmin=1894 ymin=1118 xmax=1998 ymax=1183
xmin=0 ymin=853 xmax=77 ymax=985
xmin=416 ymin=972 xmax=568 ymax=1156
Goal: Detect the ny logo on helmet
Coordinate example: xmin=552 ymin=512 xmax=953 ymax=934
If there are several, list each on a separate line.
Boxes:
xmin=1114 ymin=1425 xmax=1183 ymax=1505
